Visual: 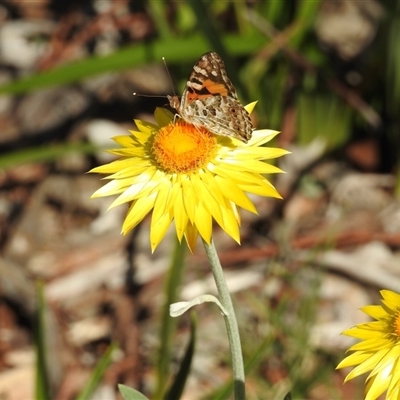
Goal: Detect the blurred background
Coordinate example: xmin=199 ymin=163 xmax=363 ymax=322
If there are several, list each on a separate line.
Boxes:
xmin=0 ymin=0 xmax=400 ymax=399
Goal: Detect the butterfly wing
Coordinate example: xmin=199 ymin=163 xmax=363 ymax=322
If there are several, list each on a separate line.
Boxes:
xmin=188 ymin=96 xmax=253 ymax=142
xmin=170 ymin=52 xmax=253 ymax=143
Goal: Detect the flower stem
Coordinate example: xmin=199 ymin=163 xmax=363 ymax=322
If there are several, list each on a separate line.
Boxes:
xmin=202 ymin=238 xmax=245 ymax=400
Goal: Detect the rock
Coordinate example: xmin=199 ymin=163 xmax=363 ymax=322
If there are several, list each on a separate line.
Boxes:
xmin=0 ymin=20 xmax=54 ymax=68
xmin=85 ymin=119 xmax=131 ymax=163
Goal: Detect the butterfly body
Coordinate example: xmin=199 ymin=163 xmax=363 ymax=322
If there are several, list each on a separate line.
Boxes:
xmin=168 ymin=52 xmax=253 ymax=143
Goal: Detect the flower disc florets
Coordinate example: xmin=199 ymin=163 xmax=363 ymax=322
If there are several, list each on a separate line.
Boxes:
xmin=153 ymin=121 xmax=217 ymax=174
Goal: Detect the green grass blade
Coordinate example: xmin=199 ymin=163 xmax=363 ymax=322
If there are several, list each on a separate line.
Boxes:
xmin=297 ymin=93 xmax=351 ymax=149
xmin=186 ymin=0 xmax=227 ymax=58
xmin=259 ymin=0 xmax=285 ymax=24
xmin=0 ymin=34 xmax=265 ymax=96
xmin=0 ymin=142 xmax=103 ymax=170
xmin=35 ymin=281 xmax=50 ymax=400
xmin=288 ymin=0 xmax=322 ymax=47
xmin=209 ymin=331 xmax=273 ymax=400
xmin=75 ymin=342 xmax=118 ymax=400
xmin=0 ymin=34 xmax=264 ymax=95
xmin=165 ymin=314 xmax=197 ymax=400
xmin=147 ymin=0 xmax=173 ymax=39
xmin=154 ymin=238 xmax=187 ymax=399
xmin=296 ymin=0 xmax=321 ymax=26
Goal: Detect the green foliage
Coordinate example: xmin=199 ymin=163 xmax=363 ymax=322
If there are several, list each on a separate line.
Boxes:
xmin=297 ymin=93 xmax=352 ymax=150
xmin=118 ymin=384 xmax=151 ymax=400
xmin=34 ymin=283 xmax=115 ymax=400
xmin=0 ymin=34 xmax=265 ymax=96
xmin=206 ymin=262 xmax=343 ymax=400
xmin=154 ymin=239 xmax=187 ymax=399
xmin=75 ymin=343 xmax=118 ymax=400
xmin=0 ymin=142 xmax=100 ymax=170
xmin=165 ymin=314 xmax=197 ymax=400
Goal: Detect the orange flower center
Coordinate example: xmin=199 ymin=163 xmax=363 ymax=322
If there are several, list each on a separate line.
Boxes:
xmin=152 ymin=121 xmax=217 ymax=174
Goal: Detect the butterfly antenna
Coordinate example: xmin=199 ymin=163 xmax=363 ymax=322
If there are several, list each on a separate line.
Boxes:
xmin=133 ymin=93 xmax=167 ymax=98
xmin=162 ymin=56 xmax=176 ymax=96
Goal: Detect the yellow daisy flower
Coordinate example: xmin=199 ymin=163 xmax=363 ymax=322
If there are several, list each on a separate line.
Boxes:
xmin=337 ymin=290 xmax=400 ymax=400
xmin=90 ymin=102 xmax=288 ymax=252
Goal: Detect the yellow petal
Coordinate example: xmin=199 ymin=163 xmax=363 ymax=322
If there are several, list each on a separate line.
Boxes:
xmin=190 ymin=173 xmax=224 ymax=228
xmin=152 ymin=180 xmax=172 ymax=223
xmin=337 ymin=351 xmax=372 ymax=370
xmin=193 ymin=202 xmax=212 ymax=244
xmin=239 ymin=180 xmax=282 ymax=199
xmin=361 ymin=305 xmax=391 ymax=320
xmin=365 ymin=368 xmax=391 ymax=400
xmin=214 ymin=175 xmax=257 ymax=213
xmin=134 ymin=119 xmax=158 ymax=134
xmin=184 ymin=222 xmax=198 ymax=253
xmin=345 ymin=349 xmax=389 ymax=381
xmin=154 ymin=107 xmax=174 ymax=127
xmin=218 ymin=199 xmax=241 ymax=243
xmin=342 ymin=327 xmax=385 ymax=340
xmin=233 ymin=146 xmax=290 ymax=160
xmin=113 ymin=135 xmax=136 ymax=147
xmin=174 ymin=188 xmax=189 ymax=241
xmin=244 ymin=101 xmax=258 ymax=114
xmin=122 ymin=194 xmax=157 ymax=234
xmin=249 ymin=129 xmax=281 ymax=145
xmin=151 ymin=210 xmax=173 ymax=252
xmin=381 ymin=290 xmax=400 ymax=309
xmin=181 ymin=175 xmax=196 ymax=223
xmin=110 ymin=175 xmax=158 ymax=207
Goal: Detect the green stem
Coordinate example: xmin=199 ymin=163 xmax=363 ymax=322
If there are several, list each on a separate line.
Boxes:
xmin=202 ymin=238 xmax=245 ymax=400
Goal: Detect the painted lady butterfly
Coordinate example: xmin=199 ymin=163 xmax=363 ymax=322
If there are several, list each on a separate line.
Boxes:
xmin=168 ymin=52 xmax=253 ymax=143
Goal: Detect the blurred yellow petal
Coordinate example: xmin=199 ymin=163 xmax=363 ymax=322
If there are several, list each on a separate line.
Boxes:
xmin=381 ymin=289 xmax=400 ymax=302
xmin=362 ymin=305 xmax=390 ymax=319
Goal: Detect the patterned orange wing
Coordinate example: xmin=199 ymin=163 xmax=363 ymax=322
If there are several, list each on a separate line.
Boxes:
xmin=168 ymin=52 xmax=253 ymax=143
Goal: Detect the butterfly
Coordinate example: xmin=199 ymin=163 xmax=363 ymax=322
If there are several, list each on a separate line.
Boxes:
xmin=167 ymin=52 xmax=253 ymax=143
